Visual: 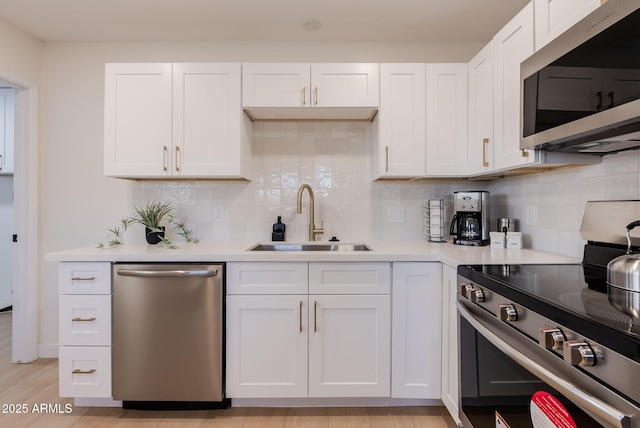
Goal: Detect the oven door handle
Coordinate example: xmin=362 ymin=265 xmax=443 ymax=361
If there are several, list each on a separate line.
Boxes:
xmin=456 ymin=301 xmax=631 ymax=428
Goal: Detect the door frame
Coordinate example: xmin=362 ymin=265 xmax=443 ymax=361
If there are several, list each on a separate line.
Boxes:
xmin=2 ymin=69 xmax=39 ymax=363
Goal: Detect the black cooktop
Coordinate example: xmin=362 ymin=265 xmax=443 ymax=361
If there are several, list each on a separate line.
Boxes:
xmin=458 ymin=262 xmax=640 ymax=364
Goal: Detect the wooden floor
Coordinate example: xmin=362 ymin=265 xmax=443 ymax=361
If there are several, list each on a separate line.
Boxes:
xmin=0 ymin=312 xmax=457 ymax=427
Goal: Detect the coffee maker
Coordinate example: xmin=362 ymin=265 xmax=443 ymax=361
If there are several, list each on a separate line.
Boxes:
xmin=450 ymin=191 xmax=490 ymax=246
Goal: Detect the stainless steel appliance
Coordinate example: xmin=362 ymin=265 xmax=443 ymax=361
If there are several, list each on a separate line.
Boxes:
xmin=456 ymin=201 xmax=640 ymax=427
xmin=521 ymin=0 xmax=640 ymax=155
xmin=112 ymin=263 xmax=227 ymax=409
xmin=450 ymin=191 xmax=489 ymax=246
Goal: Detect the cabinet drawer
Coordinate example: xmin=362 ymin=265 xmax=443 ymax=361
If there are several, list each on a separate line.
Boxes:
xmin=59 ymin=295 xmax=111 ymax=346
xmin=227 ymin=262 xmax=308 ymax=294
xmin=59 ymin=262 xmax=111 ymax=294
xmin=309 ymin=262 xmax=391 ymax=294
xmin=59 ymin=346 xmax=112 ymax=398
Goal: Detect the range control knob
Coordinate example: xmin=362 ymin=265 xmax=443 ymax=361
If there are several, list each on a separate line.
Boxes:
xmin=539 ymin=328 xmax=565 ymax=350
xmin=498 ymin=304 xmax=518 ymax=322
xmin=460 ymin=283 xmax=472 ymax=299
xmin=470 ymin=287 xmax=485 ymax=303
xmin=564 ymin=341 xmax=596 ymax=367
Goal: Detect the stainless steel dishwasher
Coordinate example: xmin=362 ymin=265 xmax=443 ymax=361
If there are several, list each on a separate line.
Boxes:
xmin=112 ymin=263 xmax=226 ymax=408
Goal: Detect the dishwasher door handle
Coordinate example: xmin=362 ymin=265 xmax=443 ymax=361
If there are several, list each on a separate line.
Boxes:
xmin=116 ymin=268 xmax=218 ymax=278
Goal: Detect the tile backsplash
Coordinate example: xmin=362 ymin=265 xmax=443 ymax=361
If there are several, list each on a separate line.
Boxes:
xmin=131 ymin=120 xmax=640 ymax=258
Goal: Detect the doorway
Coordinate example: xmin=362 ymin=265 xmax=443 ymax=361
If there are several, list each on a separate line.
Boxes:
xmin=0 ymin=87 xmax=15 ymax=313
xmin=0 ymin=74 xmax=39 ymax=363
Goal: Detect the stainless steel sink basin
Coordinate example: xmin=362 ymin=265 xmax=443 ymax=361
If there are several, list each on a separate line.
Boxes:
xmin=248 ymin=243 xmax=372 ymax=252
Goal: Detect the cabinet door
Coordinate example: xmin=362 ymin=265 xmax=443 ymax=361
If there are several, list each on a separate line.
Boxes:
xmin=467 ymin=42 xmax=495 ymax=175
xmin=308 ymin=294 xmax=391 ymax=397
xmin=493 ymin=3 xmax=535 ymax=171
xmin=534 ymin=0 xmax=601 ymax=51
xmin=227 ymin=262 xmax=308 ymax=295
xmin=226 ymin=295 xmax=308 ymax=398
xmin=242 ymin=63 xmax=310 ymax=107
xmin=377 ymin=63 xmax=426 ymax=178
xmin=441 ymin=265 xmax=461 ymax=425
xmin=0 ymin=88 xmax=15 ymax=175
xmin=59 ymin=295 xmax=112 ymax=346
xmin=173 ymin=63 xmax=244 ymax=177
xmin=59 ymin=346 xmax=112 ymax=398
xmin=391 ymin=262 xmax=442 ymax=399
xmin=309 ymin=262 xmax=391 ymax=295
xmin=104 ymin=63 xmax=173 ymax=177
xmin=311 ymin=63 xmax=379 ymax=108
xmin=425 ymin=64 xmax=468 ymax=176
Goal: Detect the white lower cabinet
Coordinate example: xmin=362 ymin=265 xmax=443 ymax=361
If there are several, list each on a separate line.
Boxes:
xmin=391 ymin=262 xmax=442 ymax=399
xmin=309 ymin=294 xmax=390 ymax=397
xmin=226 ymin=295 xmax=308 ymax=398
xmin=441 ymin=264 xmax=461 ymax=425
xmin=226 ymin=261 xmax=391 ymax=399
xmin=58 ymin=262 xmax=112 ymax=399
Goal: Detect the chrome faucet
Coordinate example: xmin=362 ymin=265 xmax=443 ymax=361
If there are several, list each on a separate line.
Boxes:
xmin=296 ymin=184 xmax=324 ymax=241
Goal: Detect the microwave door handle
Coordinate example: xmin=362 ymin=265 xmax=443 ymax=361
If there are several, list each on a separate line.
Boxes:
xmin=456 ymin=301 xmax=631 ymax=428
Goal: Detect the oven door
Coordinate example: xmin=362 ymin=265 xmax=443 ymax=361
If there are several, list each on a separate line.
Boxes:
xmin=457 ymin=300 xmax=636 ymax=428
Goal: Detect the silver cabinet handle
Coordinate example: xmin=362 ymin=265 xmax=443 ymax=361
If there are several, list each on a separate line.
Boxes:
xmin=175 ymin=146 xmax=180 ymax=172
xmin=116 ymin=269 xmax=218 ymax=278
xmin=72 ymin=369 xmax=96 ymax=375
xmin=313 ymin=300 xmax=318 ymax=333
xmin=457 ymin=301 xmax=630 ymax=428
xmin=72 ymin=317 xmax=96 ymax=322
xmin=299 ymin=300 xmax=303 ymax=333
xmin=385 ymin=146 xmax=389 ymax=173
xmin=302 ymin=86 xmax=306 ymax=106
xmin=162 ymin=145 xmax=168 ymax=171
xmin=71 ymin=276 xmax=96 ymax=281
xmin=314 ymin=86 xmax=318 ymax=105
xmin=482 ymin=138 xmax=489 ymax=167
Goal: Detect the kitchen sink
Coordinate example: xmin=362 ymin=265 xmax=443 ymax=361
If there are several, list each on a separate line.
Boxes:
xmin=248 ymin=243 xmax=372 ymax=252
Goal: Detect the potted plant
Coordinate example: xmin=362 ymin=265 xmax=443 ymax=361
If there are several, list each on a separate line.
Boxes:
xmin=131 ymin=201 xmax=174 ymax=244
xmin=98 ymin=200 xmax=199 ymax=248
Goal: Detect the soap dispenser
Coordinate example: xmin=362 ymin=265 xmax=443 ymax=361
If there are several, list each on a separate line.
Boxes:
xmin=272 ymin=216 xmax=286 ymax=241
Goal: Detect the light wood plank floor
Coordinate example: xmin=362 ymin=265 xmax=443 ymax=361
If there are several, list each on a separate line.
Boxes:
xmin=0 ymin=312 xmax=457 ymax=427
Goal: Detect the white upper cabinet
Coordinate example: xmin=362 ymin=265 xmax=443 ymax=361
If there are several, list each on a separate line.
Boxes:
xmin=242 ymin=63 xmax=379 ymax=120
xmin=425 ymin=63 xmax=468 ymax=177
xmin=376 ymin=63 xmax=426 ymax=179
xmin=467 ymin=42 xmax=494 ymax=175
xmin=534 ymin=0 xmax=602 ymax=51
xmin=0 ymin=88 xmax=15 ymax=175
xmin=104 ymin=63 xmax=251 ymax=179
xmin=493 ymin=2 xmax=536 ymax=171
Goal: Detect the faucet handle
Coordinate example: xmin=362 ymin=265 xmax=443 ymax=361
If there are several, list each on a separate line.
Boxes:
xmin=314 ymin=220 xmax=325 ymax=235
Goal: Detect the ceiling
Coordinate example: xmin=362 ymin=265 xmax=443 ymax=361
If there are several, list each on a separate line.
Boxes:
xmin=0 ymin=0 xmax=530 ymax=43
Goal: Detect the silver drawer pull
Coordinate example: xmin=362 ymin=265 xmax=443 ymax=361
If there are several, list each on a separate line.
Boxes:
xmin=72 ymin=369 xmax=96 ymax=375
xmin=71 ymin=277 xmax=96 ymax=281
xmin=72 ymin=317 xmax=96 ymax=322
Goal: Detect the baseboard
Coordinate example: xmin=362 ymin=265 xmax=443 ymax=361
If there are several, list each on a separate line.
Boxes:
xmin=230 ymin=397 xmax=441 ymax=407
xmin=74 ymin=398 xmax=122 ymax=408
xmin=38 ymin=343 xmax=59 ymax=358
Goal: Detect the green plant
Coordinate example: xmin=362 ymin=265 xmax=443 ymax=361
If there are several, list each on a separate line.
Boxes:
xmin=131 ymin=200 xmax=174 ymax=232
xmin=97 ymin=201 xmax=199 ymax=248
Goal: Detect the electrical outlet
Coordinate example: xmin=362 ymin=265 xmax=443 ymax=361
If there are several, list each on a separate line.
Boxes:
xmin=213 ymin=206 xmax=224 ymax=223
xmin=387 ymin=207 xmax=405 ymax=223
xmin=525 ymin=206 xmax=537 ymax=226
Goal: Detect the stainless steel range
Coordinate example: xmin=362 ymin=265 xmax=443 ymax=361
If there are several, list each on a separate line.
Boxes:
xmin=457 ymin=201 xmax=640 ymax=428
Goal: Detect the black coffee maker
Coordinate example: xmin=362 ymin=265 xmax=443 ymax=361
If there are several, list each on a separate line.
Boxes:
xmin=450 ymin=191 xmax=490 ymax=246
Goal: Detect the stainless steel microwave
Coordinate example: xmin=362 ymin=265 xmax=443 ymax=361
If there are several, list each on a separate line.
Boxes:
xmin=521 ymin=0 xmax=640 ymax=155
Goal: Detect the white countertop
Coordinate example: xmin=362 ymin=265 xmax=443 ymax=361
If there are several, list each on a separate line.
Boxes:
xmin=45 ymin=239 xmax=580 ymax=267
